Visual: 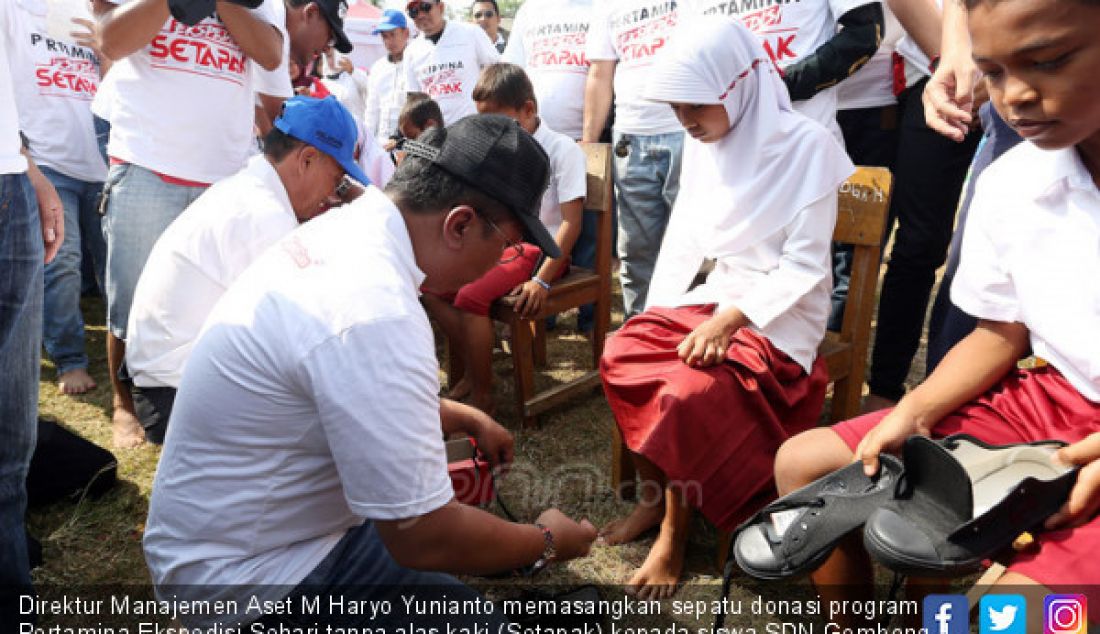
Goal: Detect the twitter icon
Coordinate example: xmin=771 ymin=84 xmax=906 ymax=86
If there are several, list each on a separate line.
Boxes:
xmin=982 ymin=594 xmax=1027 ymax=634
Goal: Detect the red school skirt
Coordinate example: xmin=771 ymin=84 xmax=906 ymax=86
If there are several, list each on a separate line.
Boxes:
xmin=600 ymin=305 xmax=829 ymax=530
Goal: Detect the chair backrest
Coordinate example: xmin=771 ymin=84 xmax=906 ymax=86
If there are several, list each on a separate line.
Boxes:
xmin=582 ymin=143 xmax=614 ymax=278
xmin=834 ymin=166 xmax=893 ymax=342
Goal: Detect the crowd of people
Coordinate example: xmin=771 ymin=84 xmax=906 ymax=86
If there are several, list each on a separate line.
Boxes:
xmin=2 ymin=0 xmax=1099 ymax=629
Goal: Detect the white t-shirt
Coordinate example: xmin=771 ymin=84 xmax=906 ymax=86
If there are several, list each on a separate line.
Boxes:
xmin=404 ymin=21 xmax=500 ymax=125
xmin=357 ymin=124 xmax=395 ymax=187
xmin=585 ymin=0 xmax=682 ymax=136
xmin=837 ymin=6 xmax=901 ymax=110
xmin=687 ymin=0 xmax=873 ymax=134
xmin=0 ymin=1 xmax=29 ymax=175
xmin=365 ymin=54 xmax=406 ymax=143
xmin=532 ymin=121 xmax=586 ymax=237
xmin=322 ymin=68 xmax=370 ymax=124
xmin=502 ymin=0 xmax=593 ymax=140
xmin=952 ymin=142 xmax=1100 ymax=404
xmin=668 ymin=193 xmax=836 ymax=373
xmin=9 ymin=0 xmax=106 ymax=183
xmin=126 ymin=155 xmax=298 ymax=389
xmin=104 ymin=0 xmax=277 ymax=183
xmin=144 ymin=188 xmax=453 ymax=624
xmin=252 ymin=0 xmax=292 ymax=100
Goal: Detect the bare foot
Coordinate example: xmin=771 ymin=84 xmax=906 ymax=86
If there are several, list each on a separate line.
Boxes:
xmin=599 ymin=501 xmax=664 ymax=545
xmin=625 ymin=528 xmax=685 ymax=600
xmin=112 ymin=408 xmax=146 ymax=448
xmin=58 ymin=368 xmax=97 ymax=395
xmin=860 ymin=393 xmax=897 ymax=415
xmin=447 ymin=378 xmax=472 ymax=401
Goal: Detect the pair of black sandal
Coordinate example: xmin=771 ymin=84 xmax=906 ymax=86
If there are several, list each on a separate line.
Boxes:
xmin=732 ymin=434 xmax=1079 ymax=580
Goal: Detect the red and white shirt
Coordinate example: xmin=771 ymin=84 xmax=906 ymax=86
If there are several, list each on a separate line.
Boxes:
xmin=104 ymin=0 xmax=277 ymax=184
xmin=404 ymin=21 xmax=500 ymax=126
xmin=586 ymin=0 xmax=682 ymax=136
xmin=502 ymin=0 xmax=593 ymax=140
xmin=9 ymin=0 xmax=106 ymax=183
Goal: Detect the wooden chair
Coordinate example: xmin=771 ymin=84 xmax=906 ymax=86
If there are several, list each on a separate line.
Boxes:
xmin=610 ymin=166 xmax=894 ymax=505
xmin=487 ymin=142 xmax=614 ymax=427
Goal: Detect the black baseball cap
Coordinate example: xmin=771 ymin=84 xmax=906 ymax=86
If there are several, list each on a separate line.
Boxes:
xmin=315 ymin=0 xmax=354 ymax=54
xmin=402 ymin=114 xmax=559 ymax=259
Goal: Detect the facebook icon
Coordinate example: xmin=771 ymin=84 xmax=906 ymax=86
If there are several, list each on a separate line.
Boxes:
xmin=924 ymin=595 xmax=970 ymax=634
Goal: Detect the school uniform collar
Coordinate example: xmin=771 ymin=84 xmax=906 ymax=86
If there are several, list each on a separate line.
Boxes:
xmin=246 ymin=154 xmax=295 ymax=222
xmin=1031 ymin=145 xmax=1096 ymax=204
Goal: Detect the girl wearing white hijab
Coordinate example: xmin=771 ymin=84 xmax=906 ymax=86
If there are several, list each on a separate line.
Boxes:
xmin=599 ymin=17 xmax=853 ymax=598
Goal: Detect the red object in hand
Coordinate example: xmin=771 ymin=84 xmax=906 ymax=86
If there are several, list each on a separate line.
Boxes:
xmin=446 ymin=437 xmax=494 ymax=507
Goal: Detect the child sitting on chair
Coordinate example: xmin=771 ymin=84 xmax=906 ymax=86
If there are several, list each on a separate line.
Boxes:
xmin=774 ymin=0 xmax=1100 ymax=622
xmin=422 ymin=63 xmax=586 ymax=413
xmin=394 ymin=94 xmax=444 ymax=165
xmin=598 ymin=17 xmax=853 ymax=599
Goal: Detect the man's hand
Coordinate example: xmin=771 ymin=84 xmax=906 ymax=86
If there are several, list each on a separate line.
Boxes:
xmin=1046 ymin=433 xmax=1100 ymax=530
xmin=854 ymin=405 xmax=933 ymax=477
xmin=510 ymin=280 xmax=548 ymax=319
xmin=923 ymin=56 xmax=981 ymax=141
xmin=535 ymin=508 xmax=597 ymax=562
xmin=441 ymin=398 xmax=514 ymax=469
xmin=24 ymin=158 xmax=64 ymax=264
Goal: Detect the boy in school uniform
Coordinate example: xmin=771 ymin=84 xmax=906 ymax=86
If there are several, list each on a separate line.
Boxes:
xmin=422 ymin=63 xmax=586 ymax=413
xmin=774 ymin=0 xmax=1100 ymax=622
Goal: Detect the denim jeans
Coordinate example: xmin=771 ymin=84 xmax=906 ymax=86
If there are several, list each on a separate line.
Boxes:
xmin=40 ymin=166 xmax=106 ymax=375
xmin=260 ymin=522 xmax=506 ymax=629
xmin=0 ymin=172 xmax=42 ymax=623
xmin=612 ymin=130 xmax=684 ymax=318
xmin=102 ymin=163 xmax=205 ymax=338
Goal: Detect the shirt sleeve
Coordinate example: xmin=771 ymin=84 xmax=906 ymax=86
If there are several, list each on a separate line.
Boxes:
xmin=300 ymin=318 xmax=454 ymax=520
xmin=724 ymin=193 xmax=835 ymax=328
xmin=555 ymin=140 xmax=587 ymax=204
xmin=829 ymin=0 xmax=878 ymax=21
xmin=473 ymin=23 xmax=502 ymax=67
xmin=364 ymin=64 xmax=383 ymax=138
xmin=501 ymin=6 xmax=527 ymax=65
xmin=950 ymin=179 xmax=1022 ymax=323
xmin=405 ymin=41 xmax=425 ymax=93
xmin=585 ymin=1 xmax=618 ymax=62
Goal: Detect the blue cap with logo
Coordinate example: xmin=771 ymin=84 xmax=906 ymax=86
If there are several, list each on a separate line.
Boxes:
xmin=372 ymin=9 xmax=408 ymax=33
xmin=274 ymin=96 xmax=370 ymax=186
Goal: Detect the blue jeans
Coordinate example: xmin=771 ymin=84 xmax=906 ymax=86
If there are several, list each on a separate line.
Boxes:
xmin=0 ymin=172 xmax=42 ymax=623
xmin=262 ymin=522 xmax=507 ymax=629
xmin=40 ymin=166 xmax=106 ymax=375
xmin=612 ymin=130 xmax=684 ymax=318
xmin=102 ymin=163 xmax=205 ymax=338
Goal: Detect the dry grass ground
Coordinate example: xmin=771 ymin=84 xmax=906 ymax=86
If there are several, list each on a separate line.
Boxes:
xmin=29 ymin=267 xmax=943 ymax=628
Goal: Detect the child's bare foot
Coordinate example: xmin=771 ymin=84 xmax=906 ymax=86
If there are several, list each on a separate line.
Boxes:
xmin=112 ymin=408 xmax=146 ymax=448
xmin=626 ymin=528 xmax=685 ymax=600
xmin=447 ymin=378 xmax=472 ymax=401
xmin=58 ymin=368 xmax=97 ymax=395
xmin=599 ymin=501 xmax=664 ymax=545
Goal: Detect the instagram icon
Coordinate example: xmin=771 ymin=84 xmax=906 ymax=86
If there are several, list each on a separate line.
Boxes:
xmin=1045 ymin=595 xmax=1088 ymax=634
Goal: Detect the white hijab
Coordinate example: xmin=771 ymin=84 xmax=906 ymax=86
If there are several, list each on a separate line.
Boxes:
xmin=643 ymin=17 xmax=854 ymax=309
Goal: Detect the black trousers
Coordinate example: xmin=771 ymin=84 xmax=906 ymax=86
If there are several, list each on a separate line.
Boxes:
xmin=867 ymin=78 xmax=980 ymax=401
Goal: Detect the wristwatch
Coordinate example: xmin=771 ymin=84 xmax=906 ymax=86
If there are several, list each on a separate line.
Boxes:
xmin=524 ymin=522 xmax=556 ymax=577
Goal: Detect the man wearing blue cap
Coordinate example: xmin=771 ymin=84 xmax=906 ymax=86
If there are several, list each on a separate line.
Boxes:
xmin=124 ymin=96 xmax=366 ymax=444
xmin=365 ymin=9 xmax=411 ymax=148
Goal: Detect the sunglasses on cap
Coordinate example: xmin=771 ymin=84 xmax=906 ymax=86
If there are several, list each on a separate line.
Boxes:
xmin=472 ymin=10 xmax=495 ymax=18
xmin=406 ymin=1 xmax=436 ymax=18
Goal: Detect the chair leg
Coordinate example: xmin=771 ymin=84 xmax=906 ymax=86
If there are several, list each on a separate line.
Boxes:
xmin=533 ymin=319 xmax=547 ymax=368
xmin=510 ymin=318 xmax=538 ymax=428
xmin=611 ymin=426 xmax=637 ymax=500
xmin=829 ymin=376 xmax=863 ymax=425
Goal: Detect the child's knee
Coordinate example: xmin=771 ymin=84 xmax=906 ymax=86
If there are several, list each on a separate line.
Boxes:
xmin=775 ymin=428 xmax=853 ymax=495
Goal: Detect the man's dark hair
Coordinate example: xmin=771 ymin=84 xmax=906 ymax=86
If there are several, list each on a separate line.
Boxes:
xmin=263 ymin=128 xmax=306 ymax=161
xmin=470 ymin=0 xmax=500 ymax=15
xmin=399 ymin=93 xmax=445 ymax=131
xmin=472 ymin=63 xmax=536 ymax=111
xmin=385 ymin=126 xmax=511 ymax=230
